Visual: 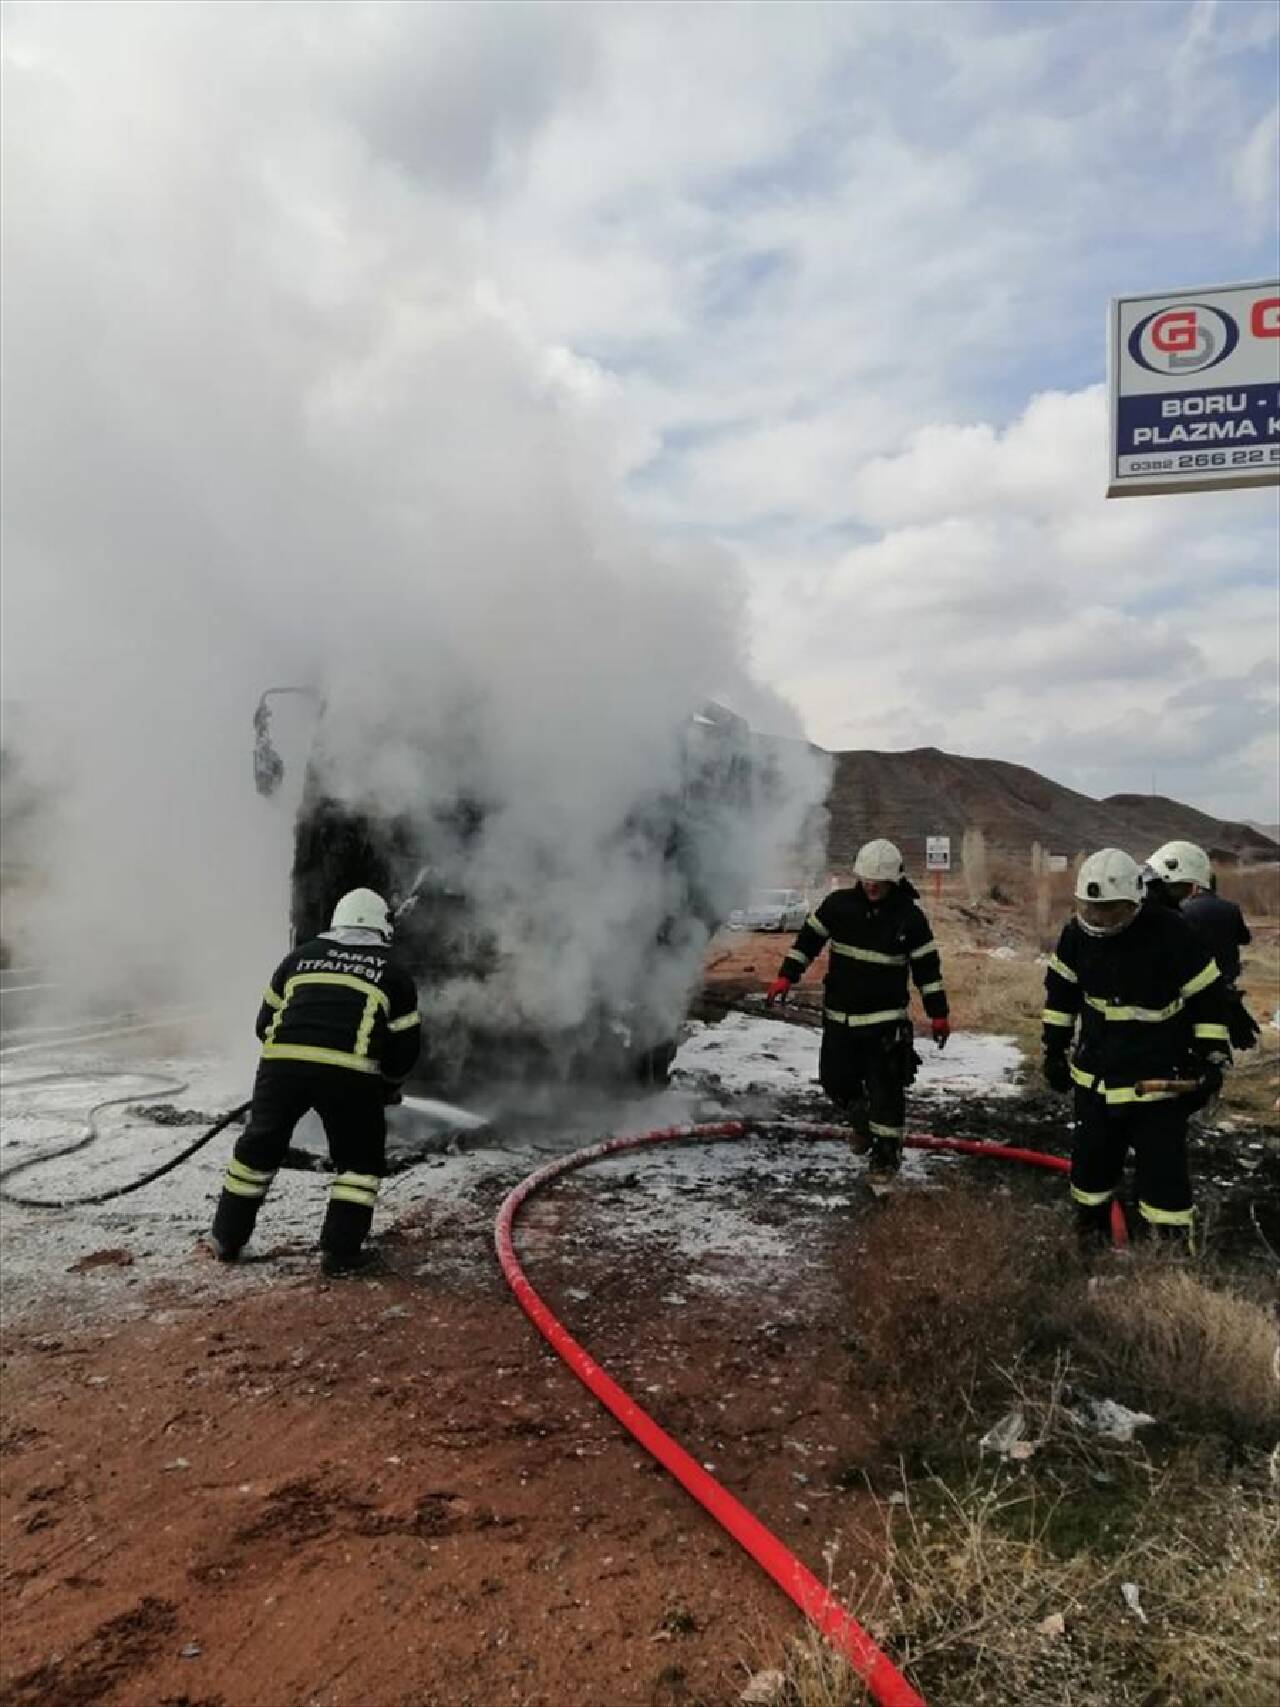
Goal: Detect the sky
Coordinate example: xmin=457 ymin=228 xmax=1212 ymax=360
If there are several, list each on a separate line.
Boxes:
xmin=2 ymin=0 xmax=1278 ymax=840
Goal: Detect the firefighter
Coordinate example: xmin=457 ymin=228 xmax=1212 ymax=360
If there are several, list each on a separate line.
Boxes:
xmin=765 ymin=839 xmax=949 ymax=1180
xmin=1145 ymin=840 xmax=1259 ymax=1051
xmin=1042 ymin=848 xmax=1231 ymax=1249
xmin=209 ymin=888 xmax=421 ymax=1276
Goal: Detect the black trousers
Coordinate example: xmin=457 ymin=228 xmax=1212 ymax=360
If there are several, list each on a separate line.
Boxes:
xmin=819 ymin=1025 xmax=907 ymax=1157
xmin=211 ymin=1061 xmax=387 ymax=1259
xmin=1069 ymin=1087 xmax=1193 ymax=1240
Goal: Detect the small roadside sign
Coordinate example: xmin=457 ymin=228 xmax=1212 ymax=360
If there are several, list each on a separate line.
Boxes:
xmin=925 ymin=837 xmax=951 ymax=872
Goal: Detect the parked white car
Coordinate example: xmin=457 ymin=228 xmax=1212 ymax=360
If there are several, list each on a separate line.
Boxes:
xmin=727 ymin=888 xmax=809 ymax=932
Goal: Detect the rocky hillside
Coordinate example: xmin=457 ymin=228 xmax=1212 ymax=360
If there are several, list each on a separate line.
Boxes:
xmin=824 ymin=747 xmax=1278 ymax=869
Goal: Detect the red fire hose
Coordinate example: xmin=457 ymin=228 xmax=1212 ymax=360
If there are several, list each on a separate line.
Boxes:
xmin=495 ymin=1119 xmax=1120 ymax=1707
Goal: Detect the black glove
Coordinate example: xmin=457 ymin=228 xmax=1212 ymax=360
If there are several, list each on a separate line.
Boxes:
xmin=1043 ymin=1050 xmax=1072 ymax=1095
xmin=381 ymin=1082 xmax=404 ymax=1107
xmin=1227 ymin=992 xmax=1260 ymax=1052
xmin=1182 ymin=1059 xmax=1224 ymax=1114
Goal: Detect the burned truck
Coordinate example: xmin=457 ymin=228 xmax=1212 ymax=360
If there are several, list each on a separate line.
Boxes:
xmin=253 ymin=691 xmax=811 ymax=1096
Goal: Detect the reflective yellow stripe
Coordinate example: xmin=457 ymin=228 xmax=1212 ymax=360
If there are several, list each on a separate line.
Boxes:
xmin=227 ymin=1159 xmax=274 ymax=1184
xmin=824 ymin=1007 xmax=909 ymax=1027
xmin=783 ymin=949 xmax=810 ymax=967
xmin=262 ymin=986 xmax=284 ymax=1009
xmin=1083 ymin=993 xmax=1184 ymax=1023
xmin=829 ymin=942 xmax=907 ymax=965
xmin=353 ymin=991 xmax=379 ymax=1060
xmin=917 ymin=980 xmax=945 ymax=996
xmin=909 ymin=939 xmax=938 ymax=960
xmin=1071 ymin=1183 xmax=1114 ymax=1207
xmin=260 ymin=1043 xmax=381 ymax=1074
xmin=387 ymin=1009 xmax=420 ymax=1033
xmin=334 ymin=1172 xmax=380 ymax=1192
xmin=329 ymin=1173 xmax=380 ymax=1208
xmin=1043 ymin=1009 xmax=1075 ymax=1028
xmin=223 ymin=1174 xmax=269 ymax=1199
xmin=1138 ymin=1201 xmax=1194 ymax=1227
xmin=1069 ymin=1061 xmax=1179 ymax=1104
xmin=1047 ymin=954 xmax=1077 ymax=985
xmin=805 ymin=912 xmax=830 ymax=939
xmin=1180 ymin=960 xmax=1219 ymax=1000
xmin=869 ymin=1121 xmax=904 ymax=1139
xmin=1193 ymin=1023 xmax=1230 ymax=1042
xmin=284 ymin=972 xmax=390 ymax=1013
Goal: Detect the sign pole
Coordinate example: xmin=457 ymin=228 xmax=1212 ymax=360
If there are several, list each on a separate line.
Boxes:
xmin=925 ymin=835 xmax=951 ymax=907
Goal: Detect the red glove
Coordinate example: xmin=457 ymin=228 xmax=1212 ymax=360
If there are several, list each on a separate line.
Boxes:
xmin=765 ymin=977 xmax=793 ymax=1008
xmin=931 ymin=1016 xmax=951 ymax=1050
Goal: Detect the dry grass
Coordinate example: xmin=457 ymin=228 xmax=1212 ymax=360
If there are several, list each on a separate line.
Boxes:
xmin=756 ymin=1248 xmax=1279 ymax=1707
xmin=1068 ymin=1261 xmax=1279 ymax=1447
xmin=1220 ymin=867 xmax=1280 ymax=918
xmin=936 ymin=947 xmax=1044 ymax=1056
xmin=775 ymin=1459 xmax=1280 ymax=1707
xmin=834 ymin=1190 xmax=1075 ymax=1476
xmin=1226 ymin=926 xmax=1280 ymax=1122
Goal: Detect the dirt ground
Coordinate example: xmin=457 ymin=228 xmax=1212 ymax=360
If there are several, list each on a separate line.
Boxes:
xmin=2 ymin=932 xmax=1276 ymax=1707
xmin=0 ymin=1117 xmax=977 ymax=1707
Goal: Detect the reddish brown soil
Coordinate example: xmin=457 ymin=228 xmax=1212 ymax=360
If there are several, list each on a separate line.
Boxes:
xmin=1 ymin=1188 xmax=899 ymax=1707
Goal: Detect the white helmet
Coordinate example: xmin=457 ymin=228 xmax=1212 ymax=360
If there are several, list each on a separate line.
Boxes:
xmin=853 ymin=839 xmax=905 ymax=884
xmin=1074 ymin=848 xmax=1142 ymax=937
xmin=329 ymin=888 xmax=392 ymax=938
xmin=1146 ymin=840 xmax=1212 ymax=892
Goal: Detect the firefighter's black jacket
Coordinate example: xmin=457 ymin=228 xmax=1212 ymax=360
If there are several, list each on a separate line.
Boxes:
xmin=778 ymin=881 xmax=948 ymax=1030
xmin=1181 ymin=891 xmax=1250 ymax=984
xmin=1042 ymin=904 xmax=1230 ymax=1103
xmin=255 ymin=933 xmax=422 ymax=1081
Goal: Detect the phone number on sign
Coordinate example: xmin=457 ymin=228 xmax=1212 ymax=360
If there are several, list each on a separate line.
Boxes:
xmin=1124 ymin=446 xmax=1280 ymax=475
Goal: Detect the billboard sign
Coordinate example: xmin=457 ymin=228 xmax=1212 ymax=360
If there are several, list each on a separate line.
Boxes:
xmin=1107 ymin=280 xmax=1280 ymax=497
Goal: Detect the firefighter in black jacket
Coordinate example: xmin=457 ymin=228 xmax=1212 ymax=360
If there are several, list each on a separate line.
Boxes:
xmin=209 ymin=888 xmax=422 ymax=1275
xmin=1145 ymin=840 xmax=1259 ymax=1050
xmin=1042 ymin=848 xmax=1230 ymax=1248
xmin=766 ymin=840 xmax=950 ymax=1178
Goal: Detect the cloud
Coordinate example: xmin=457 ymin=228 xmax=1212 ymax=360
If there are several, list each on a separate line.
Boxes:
xmin=1233 ymin=103 xmax=1280 ymax=222
xmin=742 ymin=385 xmax=1278 ymax=818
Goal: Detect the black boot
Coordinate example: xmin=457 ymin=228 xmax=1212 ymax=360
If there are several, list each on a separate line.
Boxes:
xmin=866 ymin=1137 xmax=902 ymax=1182
xmin=319 ymin=1188 xmax=377 ymax=1277
xmin=1074 ymin=1201 xmax=1112 ymax=1259
xmin=209 ymin=1189 xmax=264 ymax=1261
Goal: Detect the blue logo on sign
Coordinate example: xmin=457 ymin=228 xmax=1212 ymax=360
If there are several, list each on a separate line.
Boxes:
xmin=1128 ymin=304 xmax=1239 ymax=376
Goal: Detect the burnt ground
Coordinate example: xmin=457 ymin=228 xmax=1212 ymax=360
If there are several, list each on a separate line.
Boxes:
xmin=2 ymin=1008 xmax=1277 ymax=1707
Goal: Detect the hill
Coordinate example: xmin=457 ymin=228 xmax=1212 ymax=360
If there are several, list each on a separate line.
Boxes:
xmin=824 ymin=747 xmax=1278 ymax=869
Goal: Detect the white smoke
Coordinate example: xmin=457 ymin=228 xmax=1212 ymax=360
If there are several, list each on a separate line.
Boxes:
xmin=0 ymin=2 xmax=827 ymax=1072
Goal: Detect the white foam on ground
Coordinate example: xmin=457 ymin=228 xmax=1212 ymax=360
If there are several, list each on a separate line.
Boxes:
xmin=672 ymin=1011 xmax=1021 ymax=1102
xmin=0 ymin=1012 xmax=1020 ymax=1321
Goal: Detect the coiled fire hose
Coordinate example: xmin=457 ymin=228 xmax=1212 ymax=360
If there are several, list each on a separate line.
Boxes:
xmin=496 ymin=1118 xmax=1123 ymax=1707
xmin=0 ymin=1072 xmax=250 ymax=1208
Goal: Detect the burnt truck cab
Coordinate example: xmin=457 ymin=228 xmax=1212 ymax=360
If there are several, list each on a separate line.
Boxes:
xmin=253 ymin=692 xmax=763 ymax=1096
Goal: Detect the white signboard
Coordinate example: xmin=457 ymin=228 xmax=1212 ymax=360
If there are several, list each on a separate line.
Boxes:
xmin=925 ymin=836 xmax=951 ymax=872
xmin=1107 ymin=279 xmax=1280 ymax=497
xmin=1047 ymin=854 xmax=1069 ymax=873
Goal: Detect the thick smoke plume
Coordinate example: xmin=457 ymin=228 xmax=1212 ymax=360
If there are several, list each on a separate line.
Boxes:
xmin=0 ymin=3 xmax=827 ymax=1071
